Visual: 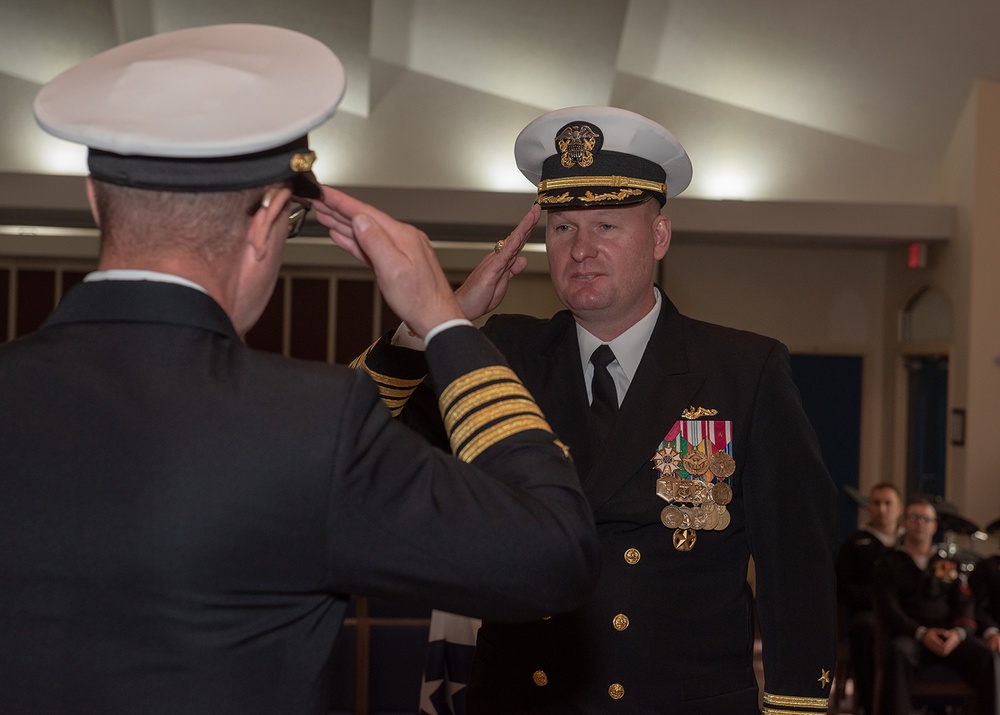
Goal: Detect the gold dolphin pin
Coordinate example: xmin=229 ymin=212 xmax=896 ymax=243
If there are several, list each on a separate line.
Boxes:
xmin=681 ymin=406 xmax=718 ymax=419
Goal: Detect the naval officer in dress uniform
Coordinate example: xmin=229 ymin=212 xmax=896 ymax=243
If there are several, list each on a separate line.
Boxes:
xmin=0 ymin=26 xmax=600 ymax=714
xmin=346 ymin=106 xmax=838 ymax=713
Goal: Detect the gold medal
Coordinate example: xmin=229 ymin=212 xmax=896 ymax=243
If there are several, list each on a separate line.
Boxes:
xmin=682 ymin=451 xmax=709 ymax=476
xmin=708 ymin=451 xmax=736 ymax=479
xmin=690 ymin=506 xmax=708 ymax=530
xmin=673 ymin=528 xmax=697 ymax=551
xmin=711 ymin=482 xmax=733 ymax=506
xmin=704 ymin=503 xmax=719 ymax=530
xmin=715 ymin=507 xmax=731 ymax=530
xmin=661 ymin=505 xmax=683 ymax=529
xmin=678 ymin=506 xmax=694 ymax=529
xmin=655 ymin=478 xmax=675 ymax=503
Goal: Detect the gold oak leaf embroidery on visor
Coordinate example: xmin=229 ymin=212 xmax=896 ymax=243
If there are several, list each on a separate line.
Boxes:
xmin=439 ymin=366 xmax=554 ymax=462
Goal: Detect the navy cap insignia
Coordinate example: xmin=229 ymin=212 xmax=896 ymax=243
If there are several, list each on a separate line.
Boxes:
xmin=555 ymin=122 xmax=601 ymax=169
xmin=290 ymin=151 xmax=316 ymax=173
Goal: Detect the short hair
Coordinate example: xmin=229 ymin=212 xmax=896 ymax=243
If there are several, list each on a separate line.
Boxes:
xmin=868 ymin=482 xmax=901 ymax=499
xmin=905 ymin=496 xmax=937 ymax=514
xmin=91 ymin=179 xmax=286 ymax=261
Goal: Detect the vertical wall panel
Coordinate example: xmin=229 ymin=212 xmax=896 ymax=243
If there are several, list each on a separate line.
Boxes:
xmin=335 ymin=279 xmax=374 ymax=365
xmin=290 ymin=277 xmax=330 ymax=361
xmin=15 ymin=269 xmax=55 ymax=337
xmin=245 ymin=278 xmax=286 ymax=355
xmin=0 ymin=269 xmax=9 ymax=343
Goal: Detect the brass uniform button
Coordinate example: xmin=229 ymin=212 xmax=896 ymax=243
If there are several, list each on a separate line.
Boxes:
xmin=623 ymin=548 xmax=640 ymax=565
xmin=542 ymin=615 xmax=551 ymax=620
xmin=612 ymin=613 xmax=630 ymax=631
xmin=608 ymin=683 xmax=625 ymax=700
xmin=532 ymin=670 xmax=548 ymax=687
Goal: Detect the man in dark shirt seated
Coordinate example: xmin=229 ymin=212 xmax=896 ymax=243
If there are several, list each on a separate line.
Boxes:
xmin=835 ymin=482 xmax=902 ymax=715
xmin=874 ymin=498 xmax=1000 ymax=715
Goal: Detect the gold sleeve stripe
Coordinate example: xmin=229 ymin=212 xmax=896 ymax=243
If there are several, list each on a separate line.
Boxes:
xmin=439 ymin=366 xmax=520 ymax=406
xmin=349 ymin=340 xmax=425 ymax=417
xmin=439 ymin=366 xmax=554 ymax=462
xmin=448 ymin=398 xmax=543 ymax=450
xmin=762 ymin=693 xmax=829 ymax=708
xmin=456 ymin=415 xmax=554 ymax=463
xmin=443 ymin=383 xmax=544 ymax=433
xmin=347 ymin=341 xmax=376 ymax=371
xmin=762 ymin=709 xmax=826 ymax=715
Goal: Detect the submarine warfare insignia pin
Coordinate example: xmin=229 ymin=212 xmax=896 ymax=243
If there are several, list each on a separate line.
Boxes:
xmin=651 ymin=419 xmax=735 ymax=551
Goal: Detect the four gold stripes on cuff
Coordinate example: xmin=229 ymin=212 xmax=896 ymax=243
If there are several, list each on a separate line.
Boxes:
xmin=439 ymin=366 xmax=554 ymax=462
xmin=350 ymin=340 xmax=425 ymax=417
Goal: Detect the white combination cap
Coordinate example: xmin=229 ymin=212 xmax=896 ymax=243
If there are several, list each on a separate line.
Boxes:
xmin=33 ymin=23 xmax=346 ymax=198
xmin=514 ymin=106 xmax=692 ymax=208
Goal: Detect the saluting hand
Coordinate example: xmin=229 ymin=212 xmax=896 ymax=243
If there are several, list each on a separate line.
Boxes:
xmin=454 ymin=204 xmax=539 ymax=321
xmin=310 ymin=186 xmax=464 ymax=338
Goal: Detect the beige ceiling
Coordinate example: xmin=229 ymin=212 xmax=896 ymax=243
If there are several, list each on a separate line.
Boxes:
xmin=2 ymin=0 xmax=999 ymax=206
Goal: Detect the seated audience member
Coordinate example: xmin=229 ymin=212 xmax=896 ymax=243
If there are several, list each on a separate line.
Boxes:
xmin=974 ymin=552 xmax=1000 ymax=653
xmin=835 ymin=482 xmax=903 ymax=714
xmin=874 ymin=498 xmax=1000 ymax=715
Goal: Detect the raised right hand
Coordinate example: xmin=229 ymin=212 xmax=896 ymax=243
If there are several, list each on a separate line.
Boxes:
xmin=454 ymin=204 xmax=540 ymax=321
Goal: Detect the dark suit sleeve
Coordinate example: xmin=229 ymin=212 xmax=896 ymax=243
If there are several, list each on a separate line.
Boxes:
xmin=874 ymin=553 xmax=921 ymax=637
xmin=951 ymin=573 xmax=978 ymax=636
xmin=742 ymin=342 xmax=838 ymax=713
xmin=334 ymin=325 xmax=599 ymax=622
xmin=973 ymin=557 xmax=1000 ymax=634
xmin=835 ymin=536 xmax=887 ymax=611
xmin=836 ymin=538 xmax=870 ymax=608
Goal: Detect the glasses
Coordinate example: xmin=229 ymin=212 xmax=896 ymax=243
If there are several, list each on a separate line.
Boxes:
xmin=247 ymin=189 xmax=309 ymax=238
xmin=905 ymin=514 xmax=936 ymax=524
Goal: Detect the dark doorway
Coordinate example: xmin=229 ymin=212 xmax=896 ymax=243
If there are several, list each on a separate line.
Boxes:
xmin=790 ymin=354 xmax=864 ymax=542
xmin=904 ymin=355 xmax=948 ymax=500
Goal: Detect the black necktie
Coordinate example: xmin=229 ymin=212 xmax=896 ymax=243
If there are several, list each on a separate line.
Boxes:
xmin=590 ymin=345 xmax=618 ymax=438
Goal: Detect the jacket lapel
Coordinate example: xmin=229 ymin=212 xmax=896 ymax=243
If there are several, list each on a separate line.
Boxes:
xmin=582 ymin=291 xmax=705 ymax=511
xmin=526 ymin=314 xmax=603 ymax=479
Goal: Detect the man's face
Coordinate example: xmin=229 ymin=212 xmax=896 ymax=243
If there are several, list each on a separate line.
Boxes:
xmin=903 ymin=503 xmax=937 ymax=544
xmin=868 ymin=487 xmax=902 ymax=532
xmin=544 ymin=201 xmax=670 ymax=336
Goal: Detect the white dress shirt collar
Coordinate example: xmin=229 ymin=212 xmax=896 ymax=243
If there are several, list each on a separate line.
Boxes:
xmin=84 ymin=269 xmax=208 ymax=294
xmin=577 ymin=289 xmax=661 ymax=403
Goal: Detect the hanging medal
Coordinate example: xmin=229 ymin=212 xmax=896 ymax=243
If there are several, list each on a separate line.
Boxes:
xmin=651 ymin=416 xmax=735 ymax=552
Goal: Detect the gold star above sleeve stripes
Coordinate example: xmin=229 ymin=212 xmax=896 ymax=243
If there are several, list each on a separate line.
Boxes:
xmin=761 ymin=691 xmax=829 ymax=715
xmin=350 ymin=342 xmax=425 ymax=417
xmin=439 ymin=365 xmax=556 ymax=462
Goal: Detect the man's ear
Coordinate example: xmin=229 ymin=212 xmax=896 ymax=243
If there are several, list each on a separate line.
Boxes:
xmin=85 ymin=177 xmax=100 ymax=228
xmin=245 ymin=187 xmax=291 ymax=262
xmin=653 ymin=214 xmax=672 ymax=260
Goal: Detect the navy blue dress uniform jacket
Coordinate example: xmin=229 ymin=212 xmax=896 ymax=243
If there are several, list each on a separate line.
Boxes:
xmin=973 ymin=555 xmax=1000 ymax=636
xmin=875 ymin=548 xmax=978 ymax=637
xmin=0 ymin=280 xmax=600 ymax=714
xmin=837 ymin=529 xmax=895 ymax=614
xmin=357 ymin=288 xmax=838 ymax=714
